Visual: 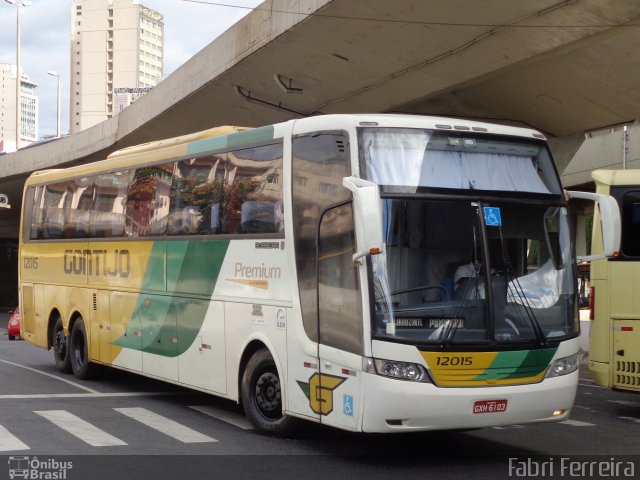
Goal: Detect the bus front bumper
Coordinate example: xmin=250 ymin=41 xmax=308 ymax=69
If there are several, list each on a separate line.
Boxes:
xmin=360 ymin=371 xmax=578 ymax=432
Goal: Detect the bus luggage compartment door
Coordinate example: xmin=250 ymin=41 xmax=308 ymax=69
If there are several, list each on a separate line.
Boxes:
xmin=612 ymin=319 xmax=640 ymax=391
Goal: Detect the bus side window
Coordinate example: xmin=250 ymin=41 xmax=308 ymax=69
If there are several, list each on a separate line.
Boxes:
xmin=318 ymin=203 xmax=363 ymax=354
xmin=168 ymin=155 xmax=224 ymax=236
xmin=28 ymin=186 xmax=44 ymax=240
xmin=619 ymin=191 xmax=640 ymax=258
xmin=125 ymin=164 xmax=173 ymax=237
xmin=71 ymin=181 xmax=94 ymax=238
xmin=292 ymin=131 xmax=352 ymax=344
xmin=90 ymin=171 xmax=131 ymax=238
xmin=221 ymin=144 xmax=283 ymax=235
xmin=41 ymin=182 xmax=67 ymax=239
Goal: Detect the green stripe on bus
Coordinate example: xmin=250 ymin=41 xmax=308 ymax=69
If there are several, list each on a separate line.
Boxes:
xmin=187 ymin=125 xmax=276 ymax=156
xmin=472 ymin=347 xmax=557 ymax=381
xmin=113 ymin=240 xmax=229 ymax=357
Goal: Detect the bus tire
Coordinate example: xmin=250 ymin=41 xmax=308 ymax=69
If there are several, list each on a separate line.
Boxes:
xmin=52 ymin=316 xmax=72 ymax=374
xmin=69 ymin=317 xmax=102 ymax=380
xmin=241 ymin=348 xmax=299 ymax=437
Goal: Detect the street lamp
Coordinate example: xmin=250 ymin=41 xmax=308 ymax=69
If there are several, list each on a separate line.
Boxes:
xmin=4 ymin=0 xmax=32 ymax=150
xmin=47 ymin=71 xmax=61 ymax=138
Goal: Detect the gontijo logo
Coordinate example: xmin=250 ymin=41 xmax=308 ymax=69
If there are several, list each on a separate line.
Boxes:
xmin=296 ymin=373 xmax=346 ymax=415
xmin=63 ymin=249 xmax=130 ymax=277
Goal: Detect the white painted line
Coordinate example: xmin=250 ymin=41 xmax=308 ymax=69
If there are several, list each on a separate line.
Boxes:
xmin=608 ymin=400 xmax=640 ymax=408
xmin=0 ymin=425 xmax=29 ymax=452
xmin=114 ymin=407 xmax=217 ymax=443
xmin=0 ymin=358 xmax=98 ymax=393
xmin=618 ymin=416 xmax=640 ymax=423
xmin=492 ymin=425 xmax=524 ymax=430
xmin=188 ymin=405 xmax=253 ymax=430
xmin=578 ymin=382 xmax=608 ymax=389
xmin=35 ymin=410 xmax=127 ymax=447
xmin=559 ymin=419 xmax=596 ymax=427
xmin=0 ymin=392 xmax=182 ymax=400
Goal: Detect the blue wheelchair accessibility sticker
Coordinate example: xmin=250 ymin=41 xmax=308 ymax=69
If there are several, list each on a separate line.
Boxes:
xmin=343 ymin=394 xmax=354 ymax=417
xmin=483 ymin=207 xmax=502 ymax=227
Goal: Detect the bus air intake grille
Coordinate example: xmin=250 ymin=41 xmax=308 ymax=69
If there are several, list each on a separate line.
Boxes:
xmin=615 ymin=361 xmax=640 ymax=388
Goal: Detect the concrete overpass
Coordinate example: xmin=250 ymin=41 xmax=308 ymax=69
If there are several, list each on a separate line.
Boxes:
xmin=2 ymin=0 xmax=640 ymax=237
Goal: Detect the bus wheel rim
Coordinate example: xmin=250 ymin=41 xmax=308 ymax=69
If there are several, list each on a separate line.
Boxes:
xmin=53 ymin=329 xmax=66 ymax=358
xmin=255 ymin=371 xmax=281 ymax=419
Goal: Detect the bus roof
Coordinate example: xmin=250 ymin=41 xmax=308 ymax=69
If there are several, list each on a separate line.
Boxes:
xmin=24 ymin=114 xmax=548 ymax=187
xmin=107 ymin=126 xmax=250 ymax=159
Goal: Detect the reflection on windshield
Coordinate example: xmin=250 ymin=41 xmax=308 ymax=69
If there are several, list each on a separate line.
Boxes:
xmin=372 ymin=200 xmax=576 ymax=345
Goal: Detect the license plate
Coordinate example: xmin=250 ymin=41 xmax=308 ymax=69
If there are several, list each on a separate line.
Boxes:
xmin=473 ymin=399 xmax=508 ymax=414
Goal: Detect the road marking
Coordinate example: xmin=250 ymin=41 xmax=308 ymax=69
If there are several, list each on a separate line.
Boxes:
xmin=618 ymin=416 xmax=640 ymax=423
xmin=492 ymin=425 xmax=524 ymax=430
xmin=0 ymin=425 xmax=29 ymax=452
xmin=0 ymin=358 xmax=98 ymax=393
xmin=0 ymin=392 xmax=182 ymax=400
xmin=559 ymin=419 xmax=596 ymax=427
xmin=34 ymin=410 xmax=127 ymax=447
xmin=114 ymin=407 xmax=217 ymax=443
xmin=578 ymin=382 xmax=608 ymax=389
xmin=188 ymin=405 xmax=253 ymax=430
xmin=608 ymin=400 xmax=640 ymax=408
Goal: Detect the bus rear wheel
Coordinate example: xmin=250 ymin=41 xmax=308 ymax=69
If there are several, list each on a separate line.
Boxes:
xmin=241 ymin=349 xmax=299 ymax=437
xmin=69 ymin=317 xmax=102 ymax=380
xmin=52 ymin=316 xmax=72 ymax=374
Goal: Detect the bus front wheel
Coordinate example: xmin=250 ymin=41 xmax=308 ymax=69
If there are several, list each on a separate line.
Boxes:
xmin=69 ymin=317 xmax=102 ymax=380
xmin=241 ymin=349 xmax=299 ymax=437
xmin=52 ymin=316 xmax=72 ymax=374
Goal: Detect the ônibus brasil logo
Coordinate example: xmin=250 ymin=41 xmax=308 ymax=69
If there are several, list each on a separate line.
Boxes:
xmin=8 ymin=456 xmax=73 ymax=480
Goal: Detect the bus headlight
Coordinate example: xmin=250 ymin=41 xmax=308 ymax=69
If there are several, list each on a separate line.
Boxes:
xmin=545 ymin=353 xmax=579 ymax=378
xmin=363 ymin=357 xmax=431 ymax=382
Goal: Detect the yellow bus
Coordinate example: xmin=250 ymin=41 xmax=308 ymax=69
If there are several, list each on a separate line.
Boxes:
xmin=588 ymin=169 xmax=640 ymax=392
xmin=19 ymin=114 xmax=620 ymax=436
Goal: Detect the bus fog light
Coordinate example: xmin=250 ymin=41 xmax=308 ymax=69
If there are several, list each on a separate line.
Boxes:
xmin=372 ymin=358 xmax=430 ymax=382
xmin=546 ymin=353 xmax=579 ymax=378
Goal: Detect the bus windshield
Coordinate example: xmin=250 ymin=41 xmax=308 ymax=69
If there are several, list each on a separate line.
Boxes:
xmin=370 ymin=200 xmax=576 ymax=346
xmin=359 ymin=125 xmax=576 ymax=347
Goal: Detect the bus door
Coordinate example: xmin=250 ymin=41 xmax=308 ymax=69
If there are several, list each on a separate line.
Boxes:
xmin=316 ymin=202 xmax=363 ymax=430
xmin=289 ymin=130 xmax=360 ymax=427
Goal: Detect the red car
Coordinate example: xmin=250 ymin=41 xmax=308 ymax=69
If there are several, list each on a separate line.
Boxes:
xmin=7 ymin=307 xmax=20 ymax=340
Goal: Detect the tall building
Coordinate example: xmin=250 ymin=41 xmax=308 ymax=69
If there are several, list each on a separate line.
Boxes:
xmin=0 ymin=63 xmax=38 ymax=153
xmin=70 ymin=0 xmax=164 ymax=134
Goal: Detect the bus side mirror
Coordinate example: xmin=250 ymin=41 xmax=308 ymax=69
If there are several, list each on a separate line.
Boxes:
xmin=567 ymin=190 xmax=621 ymax=262
xmin=343 ymin=176 xmax=384 ymax=264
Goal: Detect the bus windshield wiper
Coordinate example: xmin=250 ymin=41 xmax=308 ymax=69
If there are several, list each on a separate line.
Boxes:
xmin=441 ymin=221 xmax=483 ymax=348
xmin=498 ymin=232 xmax=547 ymax=346
xmin=504 ymin=267 xmax=547 ymax=346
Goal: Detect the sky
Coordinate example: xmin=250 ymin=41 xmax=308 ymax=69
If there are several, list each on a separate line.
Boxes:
xmin=0 ymin=0 xmax=262 ymax=140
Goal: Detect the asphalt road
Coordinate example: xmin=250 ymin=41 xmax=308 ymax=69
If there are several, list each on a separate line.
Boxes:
xmin=0 ymin=311 xmax=638 ymax=480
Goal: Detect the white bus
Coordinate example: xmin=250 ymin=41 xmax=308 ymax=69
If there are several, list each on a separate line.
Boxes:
xmin=19 ymin=114 xmax=619 ymax=436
